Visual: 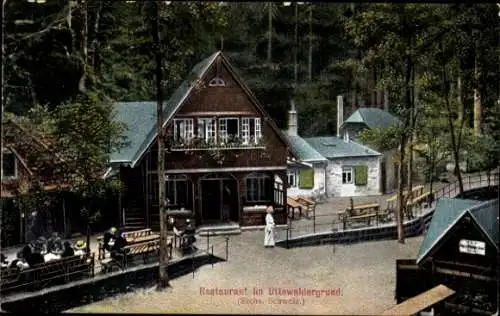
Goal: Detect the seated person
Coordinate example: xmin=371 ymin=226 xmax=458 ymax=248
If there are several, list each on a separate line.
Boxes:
xmin=74 ymin=240 xmax=87 ymax=257
xmin=103 ymin=227 xmax=118 ymax=252
xmin=22 ymin=245 xmax=44 ymax=267
xmin=110 ymin=233 xmax=128 ymax=260
xmin=37 ymin=236 xmax=48 ymax=255
xmin=47 ymin=233 xmax=63 ymax=254
xmin=61 ymin=241 xmax=75 ymax=258
xmin=1 ymin=253 xmax=9 ymax=269
xmin=181 ymin=219 xmax=196 ymax=247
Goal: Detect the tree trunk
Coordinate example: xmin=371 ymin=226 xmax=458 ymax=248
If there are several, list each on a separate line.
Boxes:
xmin=153 ymin=1 xmax=169 ymax=290
xmin=267 ymin=2 xmax=272 ymax=64
xmin=77 ymin=0 xmax=88 ymax=93
xmin=293 ymin=2 xmax=298 ymax=87
xmin=384 ymin=88 xmax=389 ymax=111
xmin=473 ymin=41 xmax=481 ymax=136
xmin=444 ymin=65 xmax=464 ymax=195
xmin=457 ymin=76 xmax=463 ymax=124
xmin=307 ymin=4 xmax=313 ymax=82
xmin=90 ymin=0 xmax=103 ymax=72
xmin=375 ymin=67 xmax=382 ymax=108
xmin=397 ymin=57 xmax=413 ymax=244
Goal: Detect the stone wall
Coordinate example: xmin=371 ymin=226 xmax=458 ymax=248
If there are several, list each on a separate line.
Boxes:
xmin=326 ymin=156 xmax=382 ymax=197
xmin=287 ymin=163 xmax=326 ymax=198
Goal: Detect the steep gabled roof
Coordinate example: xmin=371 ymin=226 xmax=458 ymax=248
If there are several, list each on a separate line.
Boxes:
xmin=111 ymin=51 xmax=298 ymax=167
xmin=342 ymin=108 xmax=401 ymax=130
xmin=283 ymin=134 xmax=327 ymax=163
xmin=304 ymin=136 xmax=381 ymax=159
xmin=417 ymin=198 xmax=499 ymax=264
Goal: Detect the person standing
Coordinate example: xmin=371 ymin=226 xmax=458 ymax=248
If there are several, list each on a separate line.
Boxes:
xmin=264 ymin=206 xmax=276 ymax=248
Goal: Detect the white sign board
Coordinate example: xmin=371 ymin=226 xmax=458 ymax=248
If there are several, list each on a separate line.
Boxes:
xmin=459 ymin=239 xmax=486 ymax=256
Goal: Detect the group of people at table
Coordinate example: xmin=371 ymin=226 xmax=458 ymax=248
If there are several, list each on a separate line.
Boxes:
xmin=0 ymin=233 xmax=87 ymax=272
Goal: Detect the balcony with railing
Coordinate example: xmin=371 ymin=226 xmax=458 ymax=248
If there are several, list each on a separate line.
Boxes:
xmin=167 ymin=135 xmax=266 ymax=151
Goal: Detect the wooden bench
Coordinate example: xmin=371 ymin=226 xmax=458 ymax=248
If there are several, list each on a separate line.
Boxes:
xmin=123 ymin=238 xmax=172 ymax=267
xmin=0 ymin=253 xmax=95 ymax=294
xmin=345 ymin=202 xmax=380 ymax=216
xmin=341 ymin=212 xmax=379 ymax=229
xmin=287 ymin=197 xmax=303 ymax=219
xmin=296 ymin=195 xmax=316 ymax=218
xmin=98 ymin=228 xmax=153 ymax=259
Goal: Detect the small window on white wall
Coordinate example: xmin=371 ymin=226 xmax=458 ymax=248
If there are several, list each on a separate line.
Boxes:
xmin=208 ymin=77 xmax=226 ymax=87
xmin=287 ymin=170 xmax=298 ymax=188
xmin=342 ymin=167 xmax=353 ymax=184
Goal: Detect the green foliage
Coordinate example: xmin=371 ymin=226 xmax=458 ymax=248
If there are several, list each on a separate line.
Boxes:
xmin=354 ymin=165 xmax=368 ymax=186
xmin=359 ymin=125 xmax=401 ymax=152
xmin=27 ymin=93 xmax=127 ymax=203
xmin=299 ymin=168 xmax=314 ymax=189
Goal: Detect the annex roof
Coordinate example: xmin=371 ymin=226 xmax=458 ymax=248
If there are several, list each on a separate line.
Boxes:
xmin=304 ymin=136 xmax=381 ymax=159
xmin=417 ymin=197 xmax=499 ymax=264
xmin=284 ymin=134 xmax=327 ymax=163
xmin=342 ymin=107 xmax=401 ymax=130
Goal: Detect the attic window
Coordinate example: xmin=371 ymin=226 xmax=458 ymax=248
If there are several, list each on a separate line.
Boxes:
xmin=209 ymin=77 xmax=226 ymax=87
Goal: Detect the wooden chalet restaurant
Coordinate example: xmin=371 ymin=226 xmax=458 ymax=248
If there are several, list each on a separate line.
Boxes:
xmin=106 ymin=51 xmax=298 ymax=231
xmin=394 ymin=197 xmax=499 ymax=315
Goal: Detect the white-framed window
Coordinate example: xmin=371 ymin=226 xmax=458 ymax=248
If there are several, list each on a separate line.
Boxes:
xmin=241 ymin=118 xmax=250 ymax=145
xmin=342 ymin=167 xmax=353 ymax=184
xmin=208 ymin=77 xmax=226 ymax=87
xmin=241 ymin=117 xmax=262 ymax=145
xmin=165 ymin=174 xmax=191 ymax=207
xmin=254 ymin=118 xmax=262 ymax=144
xmin=287 ymin=170 xmax=298 ymax=188
xmin=173 ymin=118 xmax=194 ymax=141
xmin=197 ymin=118 xmax=217 ymax=143
xmin=1 ymin=152 xmax=18 ymax=179
xmin=218 ymin=117 xmax=239 ymax=143
xmin=245 ymin=173 xmax=272 ymax=202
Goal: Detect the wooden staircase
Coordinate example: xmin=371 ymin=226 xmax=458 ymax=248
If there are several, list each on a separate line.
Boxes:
xmin=124 ymin=207 xmax=146 ymax=231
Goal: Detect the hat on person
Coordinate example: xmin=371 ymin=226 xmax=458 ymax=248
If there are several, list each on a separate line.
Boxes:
xmin=75 ymin=240 xmax=87 ymax=250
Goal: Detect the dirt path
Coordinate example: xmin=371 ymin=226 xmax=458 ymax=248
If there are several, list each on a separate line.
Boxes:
xmin=68 ymin=232 xmax=423 ymax=315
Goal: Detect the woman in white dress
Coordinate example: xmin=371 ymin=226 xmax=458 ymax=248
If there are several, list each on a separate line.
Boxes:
xmin=264 ymin=206 xmax=276 ymax=247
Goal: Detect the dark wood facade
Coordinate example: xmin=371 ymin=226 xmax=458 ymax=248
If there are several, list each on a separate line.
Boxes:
xmin=119 ymin=53 xmax=291 ymax=230
xmin=396 ymin=201 xmax=498 ymax=315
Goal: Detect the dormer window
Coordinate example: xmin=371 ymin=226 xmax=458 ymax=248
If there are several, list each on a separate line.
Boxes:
xmin=208 ymin=77 xmax=226 ymax=87
xmin=2 ymin=152 xmax=18 ymax=179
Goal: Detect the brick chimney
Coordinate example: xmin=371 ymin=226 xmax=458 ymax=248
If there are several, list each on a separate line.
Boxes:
xmin=337 ymin=95 xmax=344 ymax=137
xmin=287 ymin=99 xmax=298 ymax=136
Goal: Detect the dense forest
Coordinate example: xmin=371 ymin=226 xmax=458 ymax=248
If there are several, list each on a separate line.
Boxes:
xmin=3 ymin=1 xmax=499 ymax=184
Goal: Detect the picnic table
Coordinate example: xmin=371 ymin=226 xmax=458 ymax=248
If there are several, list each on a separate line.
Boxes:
xmin=287 ymin=197 xmax=303 ymax=219
xmin=97 ymin=228 xmax=154 ymax=260
xmin=339 ymin=202 xmax=383 ymax=229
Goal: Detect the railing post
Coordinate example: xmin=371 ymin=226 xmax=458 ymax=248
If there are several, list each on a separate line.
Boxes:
xmin=207 ymin=233 xmax=210 ymax=251
xmin=192 ymin=246 xmax=195 ymax=279
xmin=313 ymin=211 xmax=316 ymax=233
xmin=286 ymin=227 xmax=289 ymax=249
xmin=211 ymin=245 xmax=214 ymax=268
xmin=225 ymin=237 xmax=229 ymax=261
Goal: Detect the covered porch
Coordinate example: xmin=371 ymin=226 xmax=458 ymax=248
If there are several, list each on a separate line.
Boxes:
xmin=158 ymin=168 xmax=287 ymax=228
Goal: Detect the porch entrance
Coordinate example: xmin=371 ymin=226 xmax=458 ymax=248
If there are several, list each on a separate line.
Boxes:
xmin=200 ymin=174 xmax=238 ymax=223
